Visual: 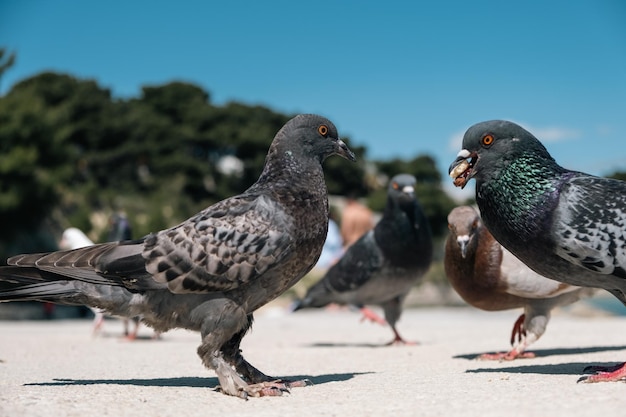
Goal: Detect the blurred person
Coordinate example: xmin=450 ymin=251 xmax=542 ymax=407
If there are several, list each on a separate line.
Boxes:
xmin=108 ymin=211 xmax=132 ymax=241
xmin=315 ymin=208 xmax=343 ymax=270
xmin=340 ymin=195 xmax=374 ymax=248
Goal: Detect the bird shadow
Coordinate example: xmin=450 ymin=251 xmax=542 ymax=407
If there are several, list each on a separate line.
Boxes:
xmin=454 ymin=344 xmax=626 ymax=360
xmin=24 ymin=372 xmax=370 ymax=388
xmin=466 ymin=362 xmax=623 ymax=377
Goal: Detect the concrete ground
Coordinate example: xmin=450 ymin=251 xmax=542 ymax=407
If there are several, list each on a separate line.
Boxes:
xmin=0 ymin=303 xmax=625 ymax=417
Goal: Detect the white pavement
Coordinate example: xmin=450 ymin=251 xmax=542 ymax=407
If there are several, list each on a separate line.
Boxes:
xmin=0 ymin=305 xmax=625 ymax=417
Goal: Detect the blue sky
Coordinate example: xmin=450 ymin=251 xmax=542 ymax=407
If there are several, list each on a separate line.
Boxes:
xmin=1 ymin=0 xmax=625 ymax=199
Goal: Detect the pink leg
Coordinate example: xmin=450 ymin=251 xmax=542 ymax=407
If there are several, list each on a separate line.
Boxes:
xmin=122 ymin=318 xmax=140 ymax=341
xmin=92 ymin=313 xmax=105 ymax=336
xmin=360 ymin=307 xmax=418 ymax=346
xmin=510 ymin=314 xmax=526 ymax=346
xmin=478 ymin=314 xmax=535 ymax=360
xmin=359 ymin=307 xmax=387 ymax=325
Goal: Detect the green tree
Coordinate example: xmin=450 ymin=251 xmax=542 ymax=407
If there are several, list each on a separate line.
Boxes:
xmin=608 ymin=171 xmax=626 ymax=182
xmin=0 ymin=73 xmax=92 ymax=257
xmin=0 ymin=70 xmax=460 ymax=263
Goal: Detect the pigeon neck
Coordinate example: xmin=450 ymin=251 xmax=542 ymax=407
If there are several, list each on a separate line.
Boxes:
xmin=252 ymin=151 xmax=329 ymax=220
xmin=375 ymin=199 xmax=433 ymax=267
xmin=477 ymin=154 xmax=563 ymax=245
xmin=257 ymin=149 xmax=325 ymax=186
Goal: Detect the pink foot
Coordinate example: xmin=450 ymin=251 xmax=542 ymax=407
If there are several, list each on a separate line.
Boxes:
xmin=217 ymin=379 xmax=312 ymax=399
xmin=477 ymin=350 xmax=536 ymax=361
xmin=384 ymin=328 xmax=419 ymax=346
xmin=579 ymin=362 xmax=626 ymax=383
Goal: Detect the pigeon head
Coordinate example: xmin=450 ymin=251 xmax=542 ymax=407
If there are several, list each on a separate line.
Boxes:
xmin=448 ymin=120 xmax=555 ymax=189
xmin=271 ymin=114 xmax=356 ymax=166
xmin=388 ymin=174 xmax=417 ymax=204
xmin=447 ymin=206 xmax=480 ymax=259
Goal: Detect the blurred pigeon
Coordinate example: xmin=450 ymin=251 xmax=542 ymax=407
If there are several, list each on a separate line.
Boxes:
xmin=0 ymin=114 xmax=356 ymax=399
xmin=445 ymin=206 xmax=594 ymax=360
xmin=293 ymin=174 xmax=433 ymax=345
xmin=449 ymin=120 xmax=626 ymax=382
xmin=60 ymin=227 xmax=154 ymax=340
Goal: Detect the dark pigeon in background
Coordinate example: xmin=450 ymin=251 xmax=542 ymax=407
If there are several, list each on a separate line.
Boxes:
xmin=293 ymin=174 xmax=433 ymax=345
xmin=0 ymin=114 xmax=356 ymax=399
xmin=445 ymin=205 xmax=594 ymax=360
xmin=449 ymin=120 xmax=626 ymax=382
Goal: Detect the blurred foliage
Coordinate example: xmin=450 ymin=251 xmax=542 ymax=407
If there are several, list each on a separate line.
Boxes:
xmin=0 ymin=53 xmax=459 ymax=261
xmin=608 ymin=171 xmax=626 ymax=182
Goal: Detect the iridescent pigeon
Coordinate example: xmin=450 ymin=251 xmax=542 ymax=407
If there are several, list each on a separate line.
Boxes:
xmin=449 ymin=120 xmax=626 ymax=382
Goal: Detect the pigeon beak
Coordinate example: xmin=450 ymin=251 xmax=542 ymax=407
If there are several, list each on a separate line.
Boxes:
xmin=335 ymin=138 xmax=357 ymax=162
xmin=456 ymin=235 xmax=470 ymax=258
xmin=449 ymin=149 xmax=477 ymax=189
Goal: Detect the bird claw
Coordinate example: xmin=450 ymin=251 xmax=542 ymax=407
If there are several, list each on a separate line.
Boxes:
xmin=385 ymin=337 xmax=418 ymax=346
xmin=251 ymin=378 xmax=313 ymax=394
xmin=215 ymin=378 xmax=312 ymax=400
xmin=214 ymin=381 xmax=288 ymax=400
xmin=283 ymin=378 xmax=313 ymax=388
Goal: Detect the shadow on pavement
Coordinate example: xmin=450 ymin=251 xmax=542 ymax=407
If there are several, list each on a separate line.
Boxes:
xmin=24 ymin=372 xmax=371 ymax=388
xmin=454 ymin=344 xmax=626 ymax=360
xmin=465 ymin=361 xmax=622 ymax=376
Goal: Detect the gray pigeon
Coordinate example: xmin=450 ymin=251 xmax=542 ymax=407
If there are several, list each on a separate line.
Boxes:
xmin=0 ymin=114 xmax=356 ymax=399
xmin=445 ymin=206 xmax=594 ymax=360
xmin=293 ymin=174 xmax=433 ymax=345
xmin=449 ymin=120 xmax=626 ymax=382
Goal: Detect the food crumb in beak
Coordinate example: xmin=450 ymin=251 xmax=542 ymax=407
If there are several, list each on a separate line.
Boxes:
xmin=449 ymin=159 xmax=470 ymax=180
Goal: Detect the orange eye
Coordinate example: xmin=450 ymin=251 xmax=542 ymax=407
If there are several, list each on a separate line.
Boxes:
xmin=392 ymin=182 xmax=399 ymax=190
xmin=318 ymin=125 xmax=329 ymax=137
xmin=481 ymin=134 xmax=494 ymax=146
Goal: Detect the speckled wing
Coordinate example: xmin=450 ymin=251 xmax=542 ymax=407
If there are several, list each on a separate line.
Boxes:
xmin=143 ymin=193 xmax=295 ymax=293
xmin=325 ymin=231 xmax=384 ymax=292
xmin=552 ymin=175 xmax=626 ymax=280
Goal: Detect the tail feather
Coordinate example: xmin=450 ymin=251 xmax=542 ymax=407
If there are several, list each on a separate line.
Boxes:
xmin=0 ymin=266 xmax=91 ymax=304
xmin=3 ymin=240 xmax=162 ymax=291
xmin=8 ymin=242 xmax=117 ymax=268
xmin=0 ymin=266 xmax=136 ymax=315
xmin=0 ymin=281 xmax=81 ymax=303
xmin=291 ymin=298 xmax=306 ymax=312
xmin=292 ymin=281 xmax=334 ymax=311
